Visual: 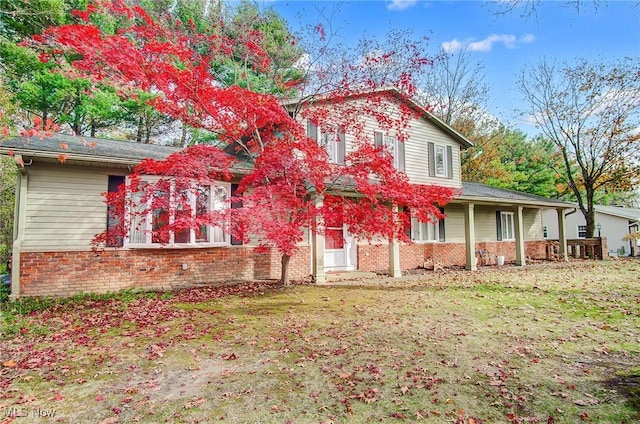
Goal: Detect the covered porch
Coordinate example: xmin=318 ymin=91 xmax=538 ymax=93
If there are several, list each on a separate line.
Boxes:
xmin=309 ymin=182 xmax=574 ymax=282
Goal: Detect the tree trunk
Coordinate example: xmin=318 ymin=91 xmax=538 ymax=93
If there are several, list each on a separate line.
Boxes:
xmin=585 ymin=205 xmax=596 ymax=238
xmin=144 ymin=111 xmax=152 ymax=143
xmin=178 ymin=123 xmax=188 ymax=147
xmin=72 ymin=88 xmax=82 ymax=135
xmin=280 ymin=254 xmax=291 ymax=287
xmin=585 ymin=184 xmax=596 ymax=238
xmin=136 ymin=115 xmax=143 ymax=143
xmin=72 ymin=114 xmax=81 ymax=136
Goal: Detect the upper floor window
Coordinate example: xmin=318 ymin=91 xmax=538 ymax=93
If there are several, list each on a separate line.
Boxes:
xmin=374 ymin=131 xmax=405 ymax=171
xmin=496 ymin=211 xmax=515 ymax=241
xmin=428 ymin=142 xmax=453 ymax=179
xmin=577 ymin=225 xmax=587 ymax=238
xmin=307 ymin=120 xmax=345 ymax=165
xmin=435 ymin=145 xmax=446 ymax=177
xmin=127 ymin=177 xmax=230 ymax=247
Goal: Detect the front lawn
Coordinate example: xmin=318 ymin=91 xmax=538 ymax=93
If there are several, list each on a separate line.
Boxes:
xmin=1 ymin=260 xmax=639 ymax=423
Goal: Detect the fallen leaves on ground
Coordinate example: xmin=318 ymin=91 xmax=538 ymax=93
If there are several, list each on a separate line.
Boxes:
xmin=0 ymin=262 xmax=638 ymax=422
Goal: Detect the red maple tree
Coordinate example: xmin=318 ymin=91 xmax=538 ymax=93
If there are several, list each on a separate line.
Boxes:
xmin=34 ymin=1 xmax=457 ymax=285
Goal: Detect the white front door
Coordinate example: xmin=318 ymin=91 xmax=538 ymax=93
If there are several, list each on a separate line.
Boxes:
xmin=324 ymin=220 xmax=357 ymax=271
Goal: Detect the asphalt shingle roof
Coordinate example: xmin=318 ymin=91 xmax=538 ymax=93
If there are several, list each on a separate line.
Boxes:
xmin=0 ymin=133 xmax=180 ymax=164
xmin=593 ymin=204 xmax=640 ymax=221
xmin=460 ymin=182 xmax=573 ymax=208
xmin=0 ymin=134 xmax=576 ymax=209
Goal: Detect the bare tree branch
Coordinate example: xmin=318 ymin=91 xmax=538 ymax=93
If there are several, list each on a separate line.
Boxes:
xmin=517 ymin=57 xmax=640 ymax=236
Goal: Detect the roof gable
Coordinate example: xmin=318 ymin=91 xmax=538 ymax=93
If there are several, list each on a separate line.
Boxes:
xmin=285 ymin=87 xmax=474 ymax=149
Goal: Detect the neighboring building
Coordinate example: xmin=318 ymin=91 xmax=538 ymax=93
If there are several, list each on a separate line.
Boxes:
xmin=0 ymin=92 xmax=573 ymax=297
xmin=543 ymin=205 xmax=640 ymax=256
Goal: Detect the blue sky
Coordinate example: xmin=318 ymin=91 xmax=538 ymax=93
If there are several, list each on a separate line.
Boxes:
xmin=262 ymin=0 xmax=640 ymax=134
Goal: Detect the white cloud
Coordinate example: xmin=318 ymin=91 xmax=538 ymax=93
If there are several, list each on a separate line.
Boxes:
xmin=468 ymin=34 xmax=516 ymax=52
xmin=442 ymin=39 xmax=464 ymax=53
xmin=441 ymin=33 xmax=536 ymax=53
xmin=387 ymin=0 xmax=418 ymax=11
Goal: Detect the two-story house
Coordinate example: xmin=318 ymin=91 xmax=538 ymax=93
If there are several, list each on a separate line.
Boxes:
xmin=0 ymin=90 xmax=573 ymax=297
xmin=294 ymin=89 xmax=573 ymax=283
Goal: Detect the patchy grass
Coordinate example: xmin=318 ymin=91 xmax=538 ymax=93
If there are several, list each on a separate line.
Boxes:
xmin=1 ymin=260 xmax=639 ymax=423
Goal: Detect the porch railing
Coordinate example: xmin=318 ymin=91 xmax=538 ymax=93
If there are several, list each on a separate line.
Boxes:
xmin=546 ymin=238 xmax=607 ymax=260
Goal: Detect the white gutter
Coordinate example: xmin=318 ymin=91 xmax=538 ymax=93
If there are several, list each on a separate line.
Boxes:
xmin=0 ymin=148 xmax=141 ymax=166
xmin=454 ymin=195 xmax=573 ymax=209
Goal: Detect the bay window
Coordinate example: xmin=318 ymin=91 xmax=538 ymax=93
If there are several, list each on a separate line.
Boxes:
xmin=127 ymin=176 xmax=230 ymax=247
xmin=411 ymin=217 xmax=438 ymax=242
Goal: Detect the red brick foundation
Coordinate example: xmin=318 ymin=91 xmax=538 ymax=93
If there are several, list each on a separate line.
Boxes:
xmin=357 ymin=244 xmax=389 ymax=272
xmin=18 ymin=246 xmax=310 ymax=297
xmin=359 ymin=240 xmax=551 ymax=272
xmin=525 ymin=240 xmax=550 ymax=260
xmin=17 ymin=240 xmax=552 ymax=296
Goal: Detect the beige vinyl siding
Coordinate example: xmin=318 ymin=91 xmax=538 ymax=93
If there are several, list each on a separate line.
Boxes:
xmin=524 ymin=209 xmax=543 ymax=241
xmin=352 ymin=100 xmax=462 ymax=188
xmin=474 ymin=206 xmax=499 ymax=242
xmin=471 ymin=207 xmax=543 ymax=242
xmin=302 ymin=98 xmax=464 ymax=188
xmin=441 ymin=204 xmax=465 ymax=242
xmin=403 ymin=129 xmax=460 ymax=188
xmin=22 ymin=165 xmax=124 ymax=252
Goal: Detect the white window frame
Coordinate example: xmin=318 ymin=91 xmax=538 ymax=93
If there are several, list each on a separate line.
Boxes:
xmin=320 ymin=129 xmax=339 ymax=164
xmin=383 ymin=134 xmax=400 ymax=170
xmin=125 ymin=176 xmax=230 ymax=248
xmin=309 ymin=120 xmax=343 ymax=165
xmin=411 ymin=216 xmax=438 ymax=243
xmin=375 ymin=131 xmax=400 ymax=169
xmin=500 ymin=212 xmax=515 ymax=241
xmin=434 ymin=144 xmax=447 ymax=177
xmin=577 ymin=225 xmax=587 ymax=238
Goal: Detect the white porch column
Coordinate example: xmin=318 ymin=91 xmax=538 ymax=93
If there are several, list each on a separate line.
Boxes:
xmin=312 ymin=197 xmax=326 ymax=284
xmin=389 ymin=205 xmax=402 ymax=277
xmin=463 ymin=203 xmax=476 ymax=271
xmin=389 ymin=239 xmax=402 ymax=277
xmin=10 ymin=158 xmax=27 ymax=299
xmin=557 ymin=208 xmax=568 ymax=261
xmin=514 ymin=206 xmax=526 ymax=266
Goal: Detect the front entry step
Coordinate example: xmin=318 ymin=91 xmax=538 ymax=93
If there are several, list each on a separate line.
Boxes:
xmin=322 ymin=271 xmax=378 ymax=283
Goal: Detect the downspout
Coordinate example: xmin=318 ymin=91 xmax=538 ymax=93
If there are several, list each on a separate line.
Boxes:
xmin=628 ymin=220 xmax=639 ymax=256
xmin=10 ymin=155 xmax=27 ymax=300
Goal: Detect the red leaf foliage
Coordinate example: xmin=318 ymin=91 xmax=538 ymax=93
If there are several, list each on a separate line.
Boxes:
xmin=32 ymin=2 xmax=458 ymax=280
